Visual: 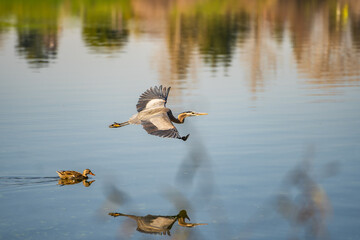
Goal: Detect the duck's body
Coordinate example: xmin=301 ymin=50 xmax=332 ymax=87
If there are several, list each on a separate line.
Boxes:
xmin=56 ymin=169 xmax=95 ymax=180
xmin=109 ymin=86 xmax=207 ymax=141
xmin=109 ymin=210 xmax=191 ymax=235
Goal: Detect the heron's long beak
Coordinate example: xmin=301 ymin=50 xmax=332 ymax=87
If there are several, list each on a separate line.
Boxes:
xmin=185 ymin=213 xmax=190 ymax=221
xmin=109 ymin=123 xmax=121 ymax=128
xmin=195 ymin=112 xmax=208 ymax=116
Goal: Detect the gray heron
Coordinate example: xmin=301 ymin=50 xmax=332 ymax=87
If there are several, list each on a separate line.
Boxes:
xmin=109 ymin=85 xmax=207 ymax=141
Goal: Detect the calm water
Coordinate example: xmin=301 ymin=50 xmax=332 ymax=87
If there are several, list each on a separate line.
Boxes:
xmin=1 ymin=0 xmax=360 ymax=239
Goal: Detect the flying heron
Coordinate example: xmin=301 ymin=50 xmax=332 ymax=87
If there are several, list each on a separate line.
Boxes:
xmin=109 ymin=85 xmax=207 ymax=141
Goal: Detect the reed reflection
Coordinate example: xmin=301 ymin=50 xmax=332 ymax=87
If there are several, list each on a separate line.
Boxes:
xmin=108 ymin=209 xmax=207 ymax=236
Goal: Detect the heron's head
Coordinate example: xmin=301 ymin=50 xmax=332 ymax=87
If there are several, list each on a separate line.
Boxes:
xmin=83 ymin=169 xmax=95 ymax=177
xmin=177 ymin=111 xmax=208 ymax=122
xmin=177 ymin=210 xmax=190 ymax=221
xmin=181 ymin=111 xmax=208 ymax=117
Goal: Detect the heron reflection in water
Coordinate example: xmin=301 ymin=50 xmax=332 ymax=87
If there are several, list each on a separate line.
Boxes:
xmin=108 ymin=209 xmax=207 ymax=235
xmin=109 ymin=86 xmax=207 ymax=141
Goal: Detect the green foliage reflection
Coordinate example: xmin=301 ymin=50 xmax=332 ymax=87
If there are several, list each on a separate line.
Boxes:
xmin=79 ymin=0 xmax=132 ymax=53
xmin=0 ymin=0 xmax=358 ymax=86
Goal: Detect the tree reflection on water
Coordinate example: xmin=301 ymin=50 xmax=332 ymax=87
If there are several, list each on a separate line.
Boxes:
xmin=0 ymin=0 xmax=359 ymax=93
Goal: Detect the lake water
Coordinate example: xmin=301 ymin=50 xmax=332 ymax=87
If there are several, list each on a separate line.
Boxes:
xmin=0 ymin=0 xmax=360 ymax=239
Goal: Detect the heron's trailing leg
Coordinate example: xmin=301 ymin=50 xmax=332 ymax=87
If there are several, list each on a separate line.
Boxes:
xmin=179 ymin=134 xmax=190 ymax=141
xmin=109 ymin=121 xmax=129 ymax=128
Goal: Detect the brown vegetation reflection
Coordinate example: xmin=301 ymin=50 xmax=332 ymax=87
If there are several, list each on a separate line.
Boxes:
xmin=0 ymin=0 xmax=359 ymax=92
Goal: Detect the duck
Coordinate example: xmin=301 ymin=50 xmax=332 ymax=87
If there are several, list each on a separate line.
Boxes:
xmin=109 ymin=210 xmax=190 ymax=235
xmin=56 ymin=169 xmax=95 ymax=180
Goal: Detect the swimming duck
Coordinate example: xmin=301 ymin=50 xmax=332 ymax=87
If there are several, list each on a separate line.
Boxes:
xmin=56 ymin=169 xmax=95 ymax=180
xmin=108 ymin=210 xmax=191 ymax=235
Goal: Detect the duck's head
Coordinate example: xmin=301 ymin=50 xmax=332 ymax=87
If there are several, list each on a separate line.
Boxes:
xmin=177 ymin=210 xmax=190 ymax=221
xmin=83 ymin=169 xmax=95 ymax=177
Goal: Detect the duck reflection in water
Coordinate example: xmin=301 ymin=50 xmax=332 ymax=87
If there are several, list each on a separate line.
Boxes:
xmin=109 ymin=86 xmax=207 ymax=141
xmin=108 ymin=209 xmax=207 ymax=236
xmin=58 ymin=178 xmax=95 ymax=187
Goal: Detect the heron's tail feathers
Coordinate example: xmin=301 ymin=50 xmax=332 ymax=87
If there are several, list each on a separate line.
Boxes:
xmin=109 ymin=121 xmax=129 ymax=128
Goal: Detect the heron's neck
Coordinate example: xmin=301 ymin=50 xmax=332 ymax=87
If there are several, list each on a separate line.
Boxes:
xmin=177 ymin=218 xmax=206 ymax=227
xmin=177 ymin=218 xmax=190 ymax=227
xmin=177 ymin=113 xmax=188 ymax=123
xmin=167 ymin=110 xmax=185 ymax=124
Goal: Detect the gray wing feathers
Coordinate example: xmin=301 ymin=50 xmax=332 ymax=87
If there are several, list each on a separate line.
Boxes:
xmin=141 ymin=122 xmax=181 ymax=139
xmin=141 ymin=114 xmax=181 ymax=139
xmin=136 ymin=85 xmax=171 ymax=112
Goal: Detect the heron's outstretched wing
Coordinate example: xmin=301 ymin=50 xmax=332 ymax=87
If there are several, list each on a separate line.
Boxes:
xmin=136 ymin=216 xmax=177 ymax=235
xmin=136 ymin=85 xmax=171 ymax=112
xmin=140 ymin=112 xmax=181 ymax=139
